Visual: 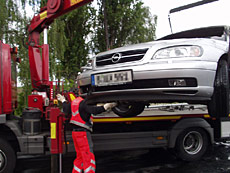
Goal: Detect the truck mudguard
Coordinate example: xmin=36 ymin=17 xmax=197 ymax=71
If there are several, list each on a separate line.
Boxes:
xmin=168 ymin=118 xmax=214 ymax=148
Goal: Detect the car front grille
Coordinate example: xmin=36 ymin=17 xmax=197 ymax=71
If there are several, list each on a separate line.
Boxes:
xmin=96 ymin=48 xmax=149 ymax=67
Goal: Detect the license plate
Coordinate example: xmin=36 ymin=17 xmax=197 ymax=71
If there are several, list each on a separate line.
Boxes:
xmin=92 ymin=70 xmax=132 ymax=86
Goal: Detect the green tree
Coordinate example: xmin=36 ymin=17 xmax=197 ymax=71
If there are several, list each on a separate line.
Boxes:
xmin=53 ymin=5 xmax=96 ymax=83
xmin=93 ymin=0 xmax=157 ymax=53
xmin=16 ymin=16 xmax=32 ymax=114
xmin=0 ymin=0 xmax=7 ymax=39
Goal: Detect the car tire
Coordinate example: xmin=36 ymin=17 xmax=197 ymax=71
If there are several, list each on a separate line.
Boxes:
xmin=112 ymin=102 xmax=145 ymax=117
xmin=175 ymin=128 xmax=209 ymax=162
xmin=208 ymin=59 xmax=229 ymax=118
xmin=0 ymin=138 xmax=16 ymax=173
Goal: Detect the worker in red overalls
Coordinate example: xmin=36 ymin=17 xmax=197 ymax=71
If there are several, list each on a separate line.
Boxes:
xmin=57 ymin=94 xmax=116 ymax=173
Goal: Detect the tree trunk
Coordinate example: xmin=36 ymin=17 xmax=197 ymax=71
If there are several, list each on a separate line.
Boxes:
xmin=102 ymin=0 xmax=110 ymax=50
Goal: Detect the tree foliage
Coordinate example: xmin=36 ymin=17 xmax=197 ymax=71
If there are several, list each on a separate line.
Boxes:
xmin=51 ymin=5 xmax=96 ymax=82
xmin=93 ymin=0 xmax=157 ymax=53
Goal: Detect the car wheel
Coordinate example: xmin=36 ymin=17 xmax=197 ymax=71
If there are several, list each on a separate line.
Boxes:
xmin=0 ymin=138 xmax=16 ymax=173
xmin=208 ymin=59 xmax=229 ymax=118
xmin=112 ymin=101 xmax=145 ymax=117
xmin=175 ymin=128 xmax=209 ymax=162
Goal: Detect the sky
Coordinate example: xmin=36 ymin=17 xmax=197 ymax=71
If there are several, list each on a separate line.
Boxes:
xmin=143 ymin=0 xmax=230 ymax=38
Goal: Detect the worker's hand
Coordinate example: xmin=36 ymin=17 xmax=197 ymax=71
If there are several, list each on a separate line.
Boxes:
xmin=57 ymin=94 xmax=66 ymax=103
xmin=103 ymin=102 xmax=117 ymax=111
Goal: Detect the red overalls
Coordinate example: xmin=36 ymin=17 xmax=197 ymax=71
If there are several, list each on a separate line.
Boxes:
xmin=70 ymin=97 xmax=96 ymax=173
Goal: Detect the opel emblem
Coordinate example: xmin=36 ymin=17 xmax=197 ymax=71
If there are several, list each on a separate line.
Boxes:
xmin=112 ymin=53 xmax=122 ymax=63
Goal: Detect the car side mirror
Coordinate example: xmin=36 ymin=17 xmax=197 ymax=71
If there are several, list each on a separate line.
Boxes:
xmin=81 ymin=66 xmax=92 ymax=70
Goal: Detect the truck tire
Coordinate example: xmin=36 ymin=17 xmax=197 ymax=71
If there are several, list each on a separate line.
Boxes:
xmin=112 ymin=101 xmax=145 ymax=117
xmin=208 ymin=59 xmax=229 ymax=117
xmin=175 ymin=128 xmax=209 ymax=161
xmin=0 ymin=138 xmax=16 ymax=173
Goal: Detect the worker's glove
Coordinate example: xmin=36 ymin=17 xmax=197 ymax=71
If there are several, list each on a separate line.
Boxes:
xmin=57 ymin=94 xmax=66 ymax=103
xmin=103 ymin=102 xmax=117 ymax=111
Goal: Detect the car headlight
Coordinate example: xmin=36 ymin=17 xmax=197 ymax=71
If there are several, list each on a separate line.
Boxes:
xmin=152 ymin=46 xmax=203 ymax=59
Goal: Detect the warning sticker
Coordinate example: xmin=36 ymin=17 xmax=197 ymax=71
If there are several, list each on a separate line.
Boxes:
xmin=40 ymin=11 xmax=47 ymax=20
xmin=51 ymin=123 xmax=56 ymax=139
xmin=70 ymin=0 xmax=84 ymax=6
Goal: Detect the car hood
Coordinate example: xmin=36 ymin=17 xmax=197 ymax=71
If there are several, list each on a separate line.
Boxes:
xmin=96 ymin=25 xmax=229 ymax=57
xmin=96 ymin=37 xmax=222 ymax=58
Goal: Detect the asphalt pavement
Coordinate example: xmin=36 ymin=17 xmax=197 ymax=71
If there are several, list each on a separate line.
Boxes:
xmin=15 ymin=142 xmax=230 ymax=173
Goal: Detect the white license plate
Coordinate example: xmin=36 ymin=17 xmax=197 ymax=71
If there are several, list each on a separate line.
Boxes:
xmin=92 ymin=70 xmax=132 ymax=86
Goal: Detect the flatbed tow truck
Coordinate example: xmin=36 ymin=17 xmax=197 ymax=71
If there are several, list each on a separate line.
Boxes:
xmin=60 ymin=106 xmax=230 ymax=163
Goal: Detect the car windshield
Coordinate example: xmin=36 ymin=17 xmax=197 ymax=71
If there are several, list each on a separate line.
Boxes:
xmin=158 ymin=26 xmax=229 ymax=41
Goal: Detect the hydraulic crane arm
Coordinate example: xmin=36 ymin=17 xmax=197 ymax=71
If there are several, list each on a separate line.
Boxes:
xmin=27 ymin=0 xmax=93 ymax=90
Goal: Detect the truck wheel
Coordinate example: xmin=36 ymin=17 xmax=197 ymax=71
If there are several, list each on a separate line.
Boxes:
xmin=208 ymin=59 xmax=229 ymax=117
xmin=112 ymin=101 xmax=145 ymax=117
xmin=175 ymin=128 xmax=208 ymax=161
xmin=0 ymin=138 xmax=16 ymax=173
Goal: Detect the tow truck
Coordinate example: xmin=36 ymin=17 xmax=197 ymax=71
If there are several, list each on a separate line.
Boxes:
xmin=1 ymin=0 xmax=230 ymax=172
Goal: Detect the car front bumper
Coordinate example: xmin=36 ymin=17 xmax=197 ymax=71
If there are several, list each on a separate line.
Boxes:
xmin=78 ymin=60 xmax=217 ymax=103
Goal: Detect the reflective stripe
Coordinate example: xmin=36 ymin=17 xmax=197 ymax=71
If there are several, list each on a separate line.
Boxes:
xmin=74 ymin=165 xmax=82 ymax=173
xmin=91 ymin=159 xmax=96 ymax=165
xmin=84 ymin=166 xmax=95 ymax=173
xmin=72 ymin=110 xmax=79 ymax=116
xmin=85 ymin=166 xmax=91 ymax=173
xmin=70 ymin=120 xmax=93 ymax=132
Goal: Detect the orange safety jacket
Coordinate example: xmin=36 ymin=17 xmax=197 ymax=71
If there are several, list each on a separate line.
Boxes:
xmin=70 ymin=97 xmax=93 ymax=132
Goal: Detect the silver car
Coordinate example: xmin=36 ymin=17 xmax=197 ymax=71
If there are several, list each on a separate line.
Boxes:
xmin=78 ymin=26 xmax=230 ymax=117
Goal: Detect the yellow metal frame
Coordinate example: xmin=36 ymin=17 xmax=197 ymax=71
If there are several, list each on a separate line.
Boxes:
xmin=93 ymin=114 xmax=211 ymax=123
